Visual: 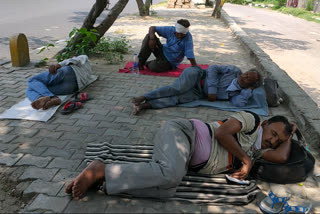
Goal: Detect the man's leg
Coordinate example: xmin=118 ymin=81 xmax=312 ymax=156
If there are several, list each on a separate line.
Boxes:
xmin=67 ymin=119 xmax=195 ymax=199
xmin=146 ymin=58 xmax=173 ymax=73
xmin=47 ymin=66 xmax=78 ymax=95
xmin=144 ymin=66 xmax=204 ymax=104
xmin=138 ymin=34 xmax=162 ymax=68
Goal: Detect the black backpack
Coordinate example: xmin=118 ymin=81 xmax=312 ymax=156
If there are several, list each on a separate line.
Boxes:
xmin=249 ymin=130 xmax=315 ymax=184
xmin=263 ymin=78 xmax=281 ymax=107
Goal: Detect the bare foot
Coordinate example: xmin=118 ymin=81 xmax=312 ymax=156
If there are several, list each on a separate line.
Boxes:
xmin=132 ymin=103 xmax=142 ymax=115
xmin=43 ymin=96 xmax=61 ymax=110
xmin=31 ymin=96 xmax=51 ymax=110
xmin=131 ymin=96 xmax=145 ymax=105
xmin=72 ymin=160 xmax=106 ymax=200
xmin=65 ymin=180 xmax=74 ymax=194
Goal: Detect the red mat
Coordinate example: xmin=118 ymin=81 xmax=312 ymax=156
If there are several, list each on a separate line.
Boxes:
xmin=119 ymin=62 xmax=209 ymax=77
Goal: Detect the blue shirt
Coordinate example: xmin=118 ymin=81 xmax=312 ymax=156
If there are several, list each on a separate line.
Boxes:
xmin=203 ymin=65 xmax=253 ymax=107
xmin=156 ymin=26 xmax=195 ymax=68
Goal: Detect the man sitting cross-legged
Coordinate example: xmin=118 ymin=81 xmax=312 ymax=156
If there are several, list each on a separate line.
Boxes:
xmin=65 ymin=111 xmax=296 ymax=200
xmin=26 ymin=55 xmax=96 ymax=110
xmin=132 ymin=65 xmax=261 ymax=115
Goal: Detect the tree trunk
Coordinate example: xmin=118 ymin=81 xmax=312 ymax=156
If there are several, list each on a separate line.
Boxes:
xmin=136 ymin=0 xmax=152 ymax=16
xmin=57 ymin=0 xmax=129 ymax=56
xmin=212 ymin=0 xmax=222 ymax=18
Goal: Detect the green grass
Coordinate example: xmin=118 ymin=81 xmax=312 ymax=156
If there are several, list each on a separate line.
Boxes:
xmin=151 ymin=0 xmax=168 ymax=8
xmin=277 ymin=7 xmax=320 ymax=23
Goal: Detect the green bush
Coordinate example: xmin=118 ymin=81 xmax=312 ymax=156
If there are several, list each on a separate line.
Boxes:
xmin=273 ymin=0 xmax=286 ymax=9
xmin=229 ymin=0 xmax=245 ymax=4
xmin=306 ymin=0 xmax=314 ymax=11
xmin=89 ymin=36 xmax=131 ymax=64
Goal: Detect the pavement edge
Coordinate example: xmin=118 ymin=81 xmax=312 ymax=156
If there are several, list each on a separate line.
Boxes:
xmin=221 ymin=9 xmax=320 ymax=149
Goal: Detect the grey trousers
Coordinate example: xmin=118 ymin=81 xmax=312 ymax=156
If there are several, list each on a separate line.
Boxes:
xmin=105 ymin=119 xmax=195 ymax=198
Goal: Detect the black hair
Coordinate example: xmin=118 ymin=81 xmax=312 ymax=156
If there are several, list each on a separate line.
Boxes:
xmin=246 ymin=68 xmax=262 ymax=88
xmin=267 ymin=115 xmax=293 ymax=136
xmin=177 ymin=19 xmax=190 ymax=28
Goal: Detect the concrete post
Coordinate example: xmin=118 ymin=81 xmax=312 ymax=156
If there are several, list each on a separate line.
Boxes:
xmin=9 ymin=33 xmax=30 ymax=67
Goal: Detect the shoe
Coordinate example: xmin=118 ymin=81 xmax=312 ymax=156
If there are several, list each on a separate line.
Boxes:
xmin=259 ymin=191 xmax=290 ymax=214
xmin=280 ymin=201 xmax=312 ymax=214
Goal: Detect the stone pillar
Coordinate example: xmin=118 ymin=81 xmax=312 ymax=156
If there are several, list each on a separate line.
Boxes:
xmin=9 ymin=33 xmax=30 ymax=67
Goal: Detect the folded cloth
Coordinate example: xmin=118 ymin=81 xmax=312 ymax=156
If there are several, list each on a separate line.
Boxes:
xmin=179 ymin=87 xmax=269 ymax=116
xmin=119 ymin=62 xmax=209 ymax=77
xmin=85 ymin=141 xmax=261 ymax=205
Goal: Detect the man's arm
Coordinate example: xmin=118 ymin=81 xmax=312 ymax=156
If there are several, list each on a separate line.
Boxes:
xmin=148 ymin=26 xmax=158 ymax=50
xmin=48 ymin=64 xmax=61 ymax=74
xmin=229 ymin=88 xmax=253 ymax=107
xmin=188 ymin=58 xmax=197 ymax=67
xmin=214 ymin=118 xmax=253 ymax=180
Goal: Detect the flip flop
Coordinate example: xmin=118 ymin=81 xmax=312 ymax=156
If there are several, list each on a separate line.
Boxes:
xmin=280 ymin=201 xmax=312 ymax=214
xmin=259 ymin=191 xmax=291 ymax=214
xmin=60 ymin=101 xmax=82 ymax=115
xmin=73 ymin=92 xmax=91 ymax=102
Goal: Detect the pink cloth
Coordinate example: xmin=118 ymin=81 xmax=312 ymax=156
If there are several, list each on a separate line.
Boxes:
xmin=119 ymin=62 xmax=209 ymax=77
xmin=189 ymin=119 xmax=212 ymax=167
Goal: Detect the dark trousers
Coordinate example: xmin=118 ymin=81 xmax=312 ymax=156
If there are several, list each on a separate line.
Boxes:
xmin=138 ymin=34 xmax=173 ymax=73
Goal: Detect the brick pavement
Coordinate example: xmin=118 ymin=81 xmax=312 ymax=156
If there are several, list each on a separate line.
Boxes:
xmin=0 ymin=7 xmax=319 ymax=213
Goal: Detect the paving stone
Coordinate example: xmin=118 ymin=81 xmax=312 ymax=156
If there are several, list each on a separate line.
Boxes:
xmin=37 ymin=139 xmax=68 ymax=149
xmin=60 ymin=132 xmax=88 ymax=141
xmin=70 ymin=113 xmax=94 ymax=120
xmin=74 ymin=120 xmax=99 ymax=127
xmin=0 ymin=126 xmax=14 ymax=135
xmin=16 ymin=154 xmax=52 ymax=167
xmin=12 ymin=136 xmax=42 ymax=145
xmin=92 ymin=114 xmax=116 ymax=122
xmin=0 ymin=152 xmax=23 ymax=166
xmin=32 ymin=123 xmax=59 ymax=130
xmin=0 ymin=134 xmax=17 ymax=143
xmin=51 ymin=118 xmax=77 ymax=125
xmin=0 ymin=143 xmax=19 ymax=153
xmin=64 ymin=192 xmax=109 ymax=213
xmin=97 ymin=121 xmax=121 ymax=128
xmin=47 ymin=158 xmax=81 ymax=171
xmin=19 ymin=167 xmax=59 ymax=181
xmin=25 ymin=194 xmax=70 ymax=213
xmin=41 ymin=148 xmax=74 ymax=159
xmin=115 ymin=117 xmax=138 ymax=124
xmin=52 ymin=169 xmax=80 ymax=182
xmin=12 ymin=145 xmax=46 ymax=156
xmin=9 ymin=128 xmax=39 ymax=138
xmin=87 ymin=108 xmax=109 ymax=115
xmin=79 ymin=126 xmax=106 ymax=135
xmin=24 ymin=180 xmax=64 ymax=196
xmin=7 ymin=120 xmax=36 ymax=128
xmin=104 ymin=129 xmax=130 ymax=137
xmin=35 ymin=129 xmax=64 ymax=139
xmin=55 ymin=124 xmax=81 ymax=133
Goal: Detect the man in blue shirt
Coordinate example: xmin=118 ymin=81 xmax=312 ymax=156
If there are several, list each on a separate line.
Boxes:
xmin=138 ymin=19 xmax=197 ymax=73
xmin=131 ymin=65 xmax=261 ymax=115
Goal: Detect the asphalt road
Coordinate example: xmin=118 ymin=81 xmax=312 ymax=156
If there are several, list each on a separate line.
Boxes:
xmin=0 ymin=0 xmax=162 ymax=60
xmin=224 ymin=3 xmax=320 ymax=106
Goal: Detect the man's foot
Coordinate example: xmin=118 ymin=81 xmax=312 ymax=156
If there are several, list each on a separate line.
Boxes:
xmin=65 ymin=180 xmax=74 ymax=194
xmin=43 ymin=96 xmax=61 ymax=110
xmin=31 ymin=96 xmax=51 ymax=110
xmin=131 ymin=96 xmax=145 ymax=105
xmin=71 ymin=160 xmax=106 ymax=200
xmin=138 ymin=62 xmax=144 ymax=70
xmin=132 ymin=103 xmax=143 ymax=115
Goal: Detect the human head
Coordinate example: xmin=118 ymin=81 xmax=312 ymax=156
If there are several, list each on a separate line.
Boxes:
xmin=261 ymin=115 xmax=293 ymax=149
xmin=175 ymin=19 xmax=190 ymax=39
xmin=237 ymin=68 xmax=262 ymax=89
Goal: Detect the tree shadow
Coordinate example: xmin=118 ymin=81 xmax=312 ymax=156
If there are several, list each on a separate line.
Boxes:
xmin=229 ymin=16 xmax=310 ymax=51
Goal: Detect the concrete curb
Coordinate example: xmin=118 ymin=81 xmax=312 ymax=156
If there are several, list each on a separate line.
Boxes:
xmin=221 ymin=9 xmax=320 ymax=148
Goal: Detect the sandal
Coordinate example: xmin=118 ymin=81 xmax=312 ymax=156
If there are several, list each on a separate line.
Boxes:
xmin=59 ymin=101 xmax=82 ymax=114
xmin=73 ymin=92 xmax=91 ymax=102
xmin=260 ymin=191 xmax=291 ymax=214
xmin=280 ymin=201 xmax=312 ymax=214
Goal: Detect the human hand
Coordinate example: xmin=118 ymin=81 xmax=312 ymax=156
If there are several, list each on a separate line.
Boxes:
xmin=231 ymin=158 xmax=252 ymax=180
xmin=290 ymin=123 xmax=297 ymax=138
xmin=49 ymin=64 xmax=61 ymax=74
xmin=208 ymin=94 xmax=216 ymax=102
